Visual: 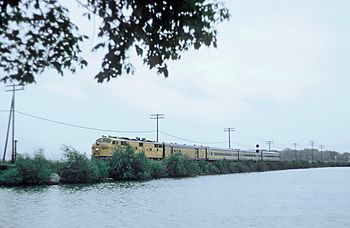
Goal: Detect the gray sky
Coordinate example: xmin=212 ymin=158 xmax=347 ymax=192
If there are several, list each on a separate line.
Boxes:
xmin=1 ymin=0 xmax=349 ymax=159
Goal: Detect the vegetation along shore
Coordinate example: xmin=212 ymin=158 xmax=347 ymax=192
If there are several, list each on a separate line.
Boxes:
xmin=0 ymin=146 xmax=349 ymax=187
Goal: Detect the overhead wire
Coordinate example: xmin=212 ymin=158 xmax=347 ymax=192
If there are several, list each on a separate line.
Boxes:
xmin=4 ymin=109 xmax=257 ymax=148
xmin=15 ymin=110 xmax=155 ymax=133
xmin=159 ymin=131 xmax=227 ymax=145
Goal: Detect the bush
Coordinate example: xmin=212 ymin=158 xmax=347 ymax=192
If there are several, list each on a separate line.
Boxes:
xmin=59 ymin=146 xmax=92 ymax=183
xmin=256 ymin=162 xmax=269 ymax=172
xmin=48 ymin=160 xmax=64 ymax=174
xmin=165 ymin=153 xmax=199 ymax=177
xmin=0 ymin=168 xmax=22 ymax=185
xmin=213 ymin=160 xmax=230 ymax=174
xmin=109 ymin=146 xmax=151 ymax=180
xmin=244 ymin=161 xmax=257 ymax=172
xmin=233 ymin=162 xmax=250 ymax=173
xmin=197 ymin=160 xmax=213 ymax=175
xmin=184 ymin=159 xmax=200 ymax=176
xmin=90 ymin=158 xmax=110 ymax=181
xmin=149 ymin=160 xmax=166 ymax=178
xmin=15 ymin=151 xmax=52 ymax=185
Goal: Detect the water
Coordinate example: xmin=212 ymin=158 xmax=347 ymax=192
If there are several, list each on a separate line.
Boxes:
xmin=1 ymin=167 xmax=349 ymax=228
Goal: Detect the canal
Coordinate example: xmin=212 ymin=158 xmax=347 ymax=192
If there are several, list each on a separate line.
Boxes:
xmin=1 ymin=167 xmax=349 ymax=228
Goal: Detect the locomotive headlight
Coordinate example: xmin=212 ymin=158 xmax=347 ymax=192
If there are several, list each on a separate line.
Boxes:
xmin=95 ymin=148 xmax=99 ymax=151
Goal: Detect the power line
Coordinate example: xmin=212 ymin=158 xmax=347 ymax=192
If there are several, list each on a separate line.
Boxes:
xmin=159 ymin=130 xmax=253 ymax=148
xmin=8 ymin=110 xmax=256 ymax=149
xmin=15 ymin=110 xmax=154 ymax=133
xmin=159 ymin=131 xmax=227 ymax=145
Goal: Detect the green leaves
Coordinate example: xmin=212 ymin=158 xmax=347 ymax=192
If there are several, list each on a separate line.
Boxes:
xmin=81 ymin=0 xmax=230 ymax=82
xmin=0 ymin=0 xmax=87 ymax=84
xmin=0 ymin=0 xmax=230 ymax=84
xmin=109 ymin=145 xmax=152 ymax=180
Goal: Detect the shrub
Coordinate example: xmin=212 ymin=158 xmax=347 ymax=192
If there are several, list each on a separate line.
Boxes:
xmin=59 ymin=146 xmax=92 ymax=183
xmin=149 ymin=160 xmax=166 ymax=178
xmin=109 ymin=146 xmax=151 ymax=180
xmin=15 ymin=150 xmax=52 ymax=185
xmin=184 ymin=159 xmax=200 ymax=176
xmin=253 ymin=161 xmax=268 ymax=172
xmin=197 ymin=160 xmax=212 ymax=175
xmin=165 ymin=153 xmax=199 ymax=177
xmin=0 ymin=168 xmax=22 ymax=185
xmin=49 ymin=160 xmax=64 ymax=174
xmin=89 ymin=158 xmax=110 ymax=181
xmin=245 ymin=161 xmax=258 ymax=172
xmin=233 ymin=162 xmax=250 ymax=173
xmin=213 ymin=160 xmax=230 ymax=174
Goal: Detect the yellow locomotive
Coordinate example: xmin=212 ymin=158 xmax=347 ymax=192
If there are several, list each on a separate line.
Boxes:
xmin=92 ymin=136 xmax=280 ymax=162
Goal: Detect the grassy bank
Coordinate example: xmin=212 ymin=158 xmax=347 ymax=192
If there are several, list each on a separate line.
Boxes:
xmin=1 ymin=146 xmax=349 ymax=186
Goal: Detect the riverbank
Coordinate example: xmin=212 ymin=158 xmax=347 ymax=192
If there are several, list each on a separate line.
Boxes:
xmin=1 ymin=146 xmax=349 ymax=186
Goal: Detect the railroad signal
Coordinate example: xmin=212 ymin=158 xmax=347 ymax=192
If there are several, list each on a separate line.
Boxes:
xmin=256 ymin=144 xmax=259 ymax=153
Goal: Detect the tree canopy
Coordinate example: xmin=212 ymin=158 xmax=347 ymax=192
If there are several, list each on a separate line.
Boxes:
xmin=0 ymin=0 xmax=230 ymax=84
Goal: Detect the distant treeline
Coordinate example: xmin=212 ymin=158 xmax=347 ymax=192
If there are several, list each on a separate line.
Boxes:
xmin=1 ymin=146 xmax=349 ymax=186
xmin=280 ymin=148 xmax=350 ymax=162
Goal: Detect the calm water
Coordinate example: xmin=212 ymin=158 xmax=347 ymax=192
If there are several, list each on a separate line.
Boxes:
xmin=1 ymin=167 xmax=349 ymax=228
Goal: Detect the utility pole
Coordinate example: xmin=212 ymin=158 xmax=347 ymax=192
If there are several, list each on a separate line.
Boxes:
xmin=224 ymin=128 xmax=235 ymax=149
xmin=2 ymin=97 xmax=13 ymax=162
xmin=150 ymin=114 xmax=164 ymax=142
xmin=3 ymin=84 xmax=24 ymax=163
xmin=266 ymin=140 xmax=273 ymax=151
xmin=320 ymin=145 xmax=324 ymax=162
xmin=310 ymin=140 xmax=315 ymax=163
xmin=293 ymin=143 xmax=297 ymax=161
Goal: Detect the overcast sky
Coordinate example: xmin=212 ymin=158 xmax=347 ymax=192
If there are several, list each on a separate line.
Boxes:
xmin=1 ymin=0 xmax=349 ymax=159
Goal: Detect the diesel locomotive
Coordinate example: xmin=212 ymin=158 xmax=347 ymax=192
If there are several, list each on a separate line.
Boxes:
xmin=92 ymin=136 xmax=280 ymax=161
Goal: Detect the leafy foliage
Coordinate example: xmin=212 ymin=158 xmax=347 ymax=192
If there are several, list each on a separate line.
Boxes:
xmin=15 ymin=151 xmax=51 ymax=184
xmin=165 ymin=152 xmax=200 ymax=177
xmin=0 ymin=167 xmax=22 ymax=185
xmin=149 ymin=160 xmax=167 ymax=178
xmin=109 ymin=145 xmax=151 ymax=180
xmin=59 ymin=146 xmax=93 ymax=183
xmin=89 ymin=157 xmax=110 ymax=181
xmin=0 ymin=0 xmax=87 ymax=84
xmin=82 ymin=0 xmax=230 ymax=82
xmin=1 ymin=145 xmax=349 ymax=186
xmin=0 ymin=0 xmax=229 ymax=84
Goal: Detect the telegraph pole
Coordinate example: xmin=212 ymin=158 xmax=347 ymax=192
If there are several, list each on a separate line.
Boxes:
xmin=2 ymin=97 xmax=13 ymax=162
xmin=4 ymin=84 xmax=24 ymax=163
xmin=293 ymin=143 xmax=297 ymax=161
xmin=224 ymin=128 xmax=235 ymax=149
xmin=266 ymin=140 xmax=273 ymax=151
xmin=320 ymin=145 xmax=324 ymax=161
xmin=150 ymin=114 xmax=164 ymax=142
xmin=310 ymin=140 xmax=315 ymax=163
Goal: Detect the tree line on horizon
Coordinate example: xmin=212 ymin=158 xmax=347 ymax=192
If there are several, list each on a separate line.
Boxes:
xmin=279 ymin=148 xmax=350 ymax=162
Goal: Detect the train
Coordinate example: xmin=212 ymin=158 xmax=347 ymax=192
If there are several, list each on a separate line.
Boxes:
xmin=92 ymin=136 xmax=280 ymax=162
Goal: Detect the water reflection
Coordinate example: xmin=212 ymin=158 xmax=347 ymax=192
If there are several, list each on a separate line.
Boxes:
xmin=1 ymin=168 xmax=350 ymax=228
xmin=6 ymin=185 xmax=51 ymax=194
